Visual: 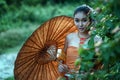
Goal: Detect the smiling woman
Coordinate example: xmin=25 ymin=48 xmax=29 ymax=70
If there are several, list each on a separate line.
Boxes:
xmin=57 ymin=4 xmax=96 ymax=78
xmin=74 ymin=11 xmax=90 ymax=32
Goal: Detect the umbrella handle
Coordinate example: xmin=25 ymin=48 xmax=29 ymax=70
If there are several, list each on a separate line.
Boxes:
xmin=55 ymin=58 xmax=63 ymax=64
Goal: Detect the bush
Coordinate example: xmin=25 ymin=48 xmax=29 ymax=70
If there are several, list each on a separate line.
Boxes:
xmin=0 ymin=25 xmax=36 ymax=54
xmin=5 ymin=76 xmax=14 ymax=80
xmin=75 ymin=0 xmax=120 ymax=79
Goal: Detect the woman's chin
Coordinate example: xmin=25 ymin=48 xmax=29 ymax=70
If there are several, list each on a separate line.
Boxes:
xmin=79 ymin=29 xmax=85 ymax=33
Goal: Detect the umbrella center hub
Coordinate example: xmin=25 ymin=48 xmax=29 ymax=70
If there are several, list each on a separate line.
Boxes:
xmin=36 ymin=41 xmax=57 ymax=64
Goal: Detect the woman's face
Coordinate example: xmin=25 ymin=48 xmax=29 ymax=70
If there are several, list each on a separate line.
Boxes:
xmin=74 ymin=11 xmax=90 ymax=33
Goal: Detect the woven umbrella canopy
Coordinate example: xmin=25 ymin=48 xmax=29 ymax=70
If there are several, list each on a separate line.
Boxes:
xmin=14 ymin=16 xmax=77 ymax=80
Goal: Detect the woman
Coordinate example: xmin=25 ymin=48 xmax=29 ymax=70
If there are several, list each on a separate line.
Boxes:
xmin=58 ymin=4 xmax=97 ymax=77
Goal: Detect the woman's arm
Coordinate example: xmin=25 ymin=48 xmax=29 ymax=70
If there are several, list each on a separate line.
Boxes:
xmin=57 ymin=35 xmax=69 ymax=63
xmin=58 ymin=36 xmax=69 ymax=74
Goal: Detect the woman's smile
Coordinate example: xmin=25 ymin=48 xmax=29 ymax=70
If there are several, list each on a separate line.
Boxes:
xmin=74 ymin=11 xmax=90 ymax=33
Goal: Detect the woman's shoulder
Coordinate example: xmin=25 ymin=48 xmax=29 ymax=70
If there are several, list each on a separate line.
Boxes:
xmin=66 ymin=32 xmax=77 ymax=38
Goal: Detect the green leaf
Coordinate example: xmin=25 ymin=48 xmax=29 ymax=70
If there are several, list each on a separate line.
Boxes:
xmin=88 ymin=36 xmax=94 ymax=48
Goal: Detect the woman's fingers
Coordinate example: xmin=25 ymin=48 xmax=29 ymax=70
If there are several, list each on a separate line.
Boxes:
xmin=58 ymin=64 xmax=69 ymax=73
xmin=58 ymin=65 xmax=64 ymax=72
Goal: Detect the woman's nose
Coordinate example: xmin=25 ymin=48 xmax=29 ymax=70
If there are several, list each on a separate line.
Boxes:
xmin=79 ymin=21 xmax=83 ymax=27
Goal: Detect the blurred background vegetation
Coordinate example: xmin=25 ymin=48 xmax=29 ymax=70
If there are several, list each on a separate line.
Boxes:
xmin=0 ymin=0 xmax=84 ymax=53
xmin=0 ymin=0 xmax=120 ymax=80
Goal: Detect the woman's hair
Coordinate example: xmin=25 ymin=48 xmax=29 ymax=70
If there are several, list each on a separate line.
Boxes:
xmin=74 ymin=4 xmax=95 ymax=24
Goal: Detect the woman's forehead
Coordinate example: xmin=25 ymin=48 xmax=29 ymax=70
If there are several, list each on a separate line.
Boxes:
xmin=74 ymin=12 xmax=87 ymax=19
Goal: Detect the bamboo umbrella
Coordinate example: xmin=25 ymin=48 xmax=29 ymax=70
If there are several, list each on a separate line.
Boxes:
xmin=14 ymin=16 xmax=77 ymax=80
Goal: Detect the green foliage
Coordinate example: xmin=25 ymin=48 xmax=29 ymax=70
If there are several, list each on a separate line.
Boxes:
xmin=0 ymin=25 xmax=36 ymax=54
xmin=76 ymin=0 xmax=120 ymax=79
xmin=5 ymin=76 xmax=14 ymax=80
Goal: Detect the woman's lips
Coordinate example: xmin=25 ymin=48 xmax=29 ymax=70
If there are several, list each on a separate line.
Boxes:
xmin=79 ymin=27 xmax=84 ymax=30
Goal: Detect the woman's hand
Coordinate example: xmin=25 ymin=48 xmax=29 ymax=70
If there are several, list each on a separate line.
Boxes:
xmin=47 ymin=45 xmax=57 ymax=60
xmin=58 ymin=63 xmax=69 ymax=73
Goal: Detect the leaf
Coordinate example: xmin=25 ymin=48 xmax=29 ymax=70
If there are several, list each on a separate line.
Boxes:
xmin=88 ymin=36 xmax=94 ymax=48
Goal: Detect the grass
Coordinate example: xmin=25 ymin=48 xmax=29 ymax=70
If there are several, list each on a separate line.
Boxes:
xmin=0 ymin=23 xmax=38 ymax=54
xmin=4 ymin=76 xmax=14 ymax=80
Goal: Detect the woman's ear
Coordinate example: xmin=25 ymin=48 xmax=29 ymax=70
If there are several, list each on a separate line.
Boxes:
xmin=86 ymin=21 xmax=92 ymax=31
xmin=86 ymin=19 xmax=96 ymax=31
xmin=91 ymin=19 xmax=97 ymax=27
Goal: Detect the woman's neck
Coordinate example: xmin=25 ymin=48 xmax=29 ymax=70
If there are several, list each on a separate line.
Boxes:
xmin=78 ymin=31 xmax=89 ymax=38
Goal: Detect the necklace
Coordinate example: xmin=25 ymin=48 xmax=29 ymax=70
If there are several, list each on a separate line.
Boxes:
xmin=77 ymin=32 xmax=89 ymax=46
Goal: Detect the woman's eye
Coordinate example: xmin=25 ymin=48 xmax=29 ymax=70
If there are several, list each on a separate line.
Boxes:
xmin=75 ymin=19 xmax=79 ymax=22
xmin=83 ymin=19 xmax=87 ymax=22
